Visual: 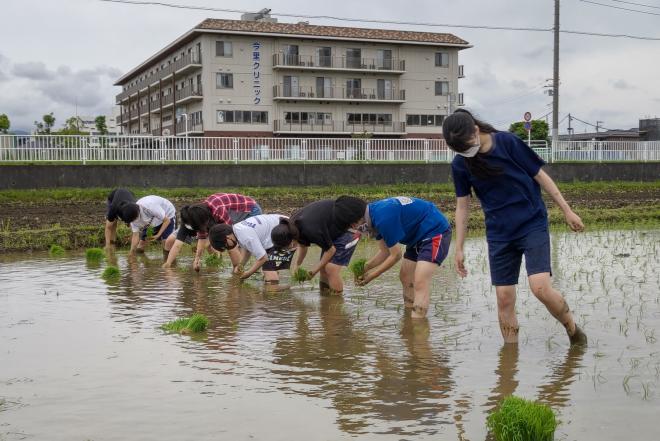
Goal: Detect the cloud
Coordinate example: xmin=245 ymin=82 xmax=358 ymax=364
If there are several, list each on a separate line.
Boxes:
xmin=12 ymin=61 xmax=54 ymax=80
xmin=0 ymin=55 xmax=121 ymax=131
xmin=611 ymin=79 xmax=635 ymax=90
xmin=0 ymin=53 xmax=9 ymax=82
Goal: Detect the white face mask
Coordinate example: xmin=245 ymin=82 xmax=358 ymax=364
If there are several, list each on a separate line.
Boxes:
xmin=457 ymin=138 xmax=481 ymax=158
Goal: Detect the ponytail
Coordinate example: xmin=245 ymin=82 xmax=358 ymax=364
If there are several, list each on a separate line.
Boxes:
xmin=442 ymin=109 xmax=502 ymax=179
xmin=271 ymin=217 xmax=299 ymax=249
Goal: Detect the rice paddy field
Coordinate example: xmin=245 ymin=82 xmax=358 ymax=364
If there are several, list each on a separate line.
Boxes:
xmin=1 ymin=229 xmax=658 ymax=440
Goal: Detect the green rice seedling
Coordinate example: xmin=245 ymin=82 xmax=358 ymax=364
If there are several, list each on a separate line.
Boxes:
xmin=161 ymin=313 xmax=209 ymax=334
xmin=85 ymin=247 xmax=105 ymax=262
xmin=204 ymin=253 xmax=223 ymax=267
xmin=292 ymin=267 xmax=312 ymax=283
xmin=102 ymin=266 xmax=120 ymax=281
xmin=486 ymin=395 xmax=557 ymax=441
xmin=349 ymin=258 xmax=367 ymax=280
xmin=49 ymin=244 xmax=65 ymax=256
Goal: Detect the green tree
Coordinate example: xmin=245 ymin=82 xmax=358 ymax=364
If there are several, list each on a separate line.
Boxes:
xmin=35 ymin=112 xmax=56 ymax=134
xmin=94 ymin=115 xmax=108 ymax=135
xmin=56 ymin=116 xmax=88 ymax=135
xmin=0 ymin=114 xmax=10 ymax=133
xmin=509 ymin=120 xmax=549 ymax=142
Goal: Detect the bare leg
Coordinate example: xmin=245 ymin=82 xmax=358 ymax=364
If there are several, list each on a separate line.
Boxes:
xmin=496 ymin=285 xmax=519 ymax=344
xmin=528 ymin=272 xmax=586 ymax=345
xmin=164 ymin=235 xmax=176 ymax=252
xmin=104 ymin=220 xmax=118 ymax=247
xmin=411 ymin=261 xmax=436 ymax=319
xmin=399 ymin=258 xmax=416 ymax=309
xmin=163 ymin=239 xmax=184 ymax=267
xmin=321 ymin=263 xmax=344 ymax=296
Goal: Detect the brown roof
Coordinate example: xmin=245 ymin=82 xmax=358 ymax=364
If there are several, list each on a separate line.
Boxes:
xmin=197 ymin=18 xmax=470 ymax=46
xmin=116 ymin=19 xmax=469 ymax=85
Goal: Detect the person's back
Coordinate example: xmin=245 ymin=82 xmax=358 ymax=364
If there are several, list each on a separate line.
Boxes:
xmin=368 ymin=197 xmax=450 ymax=247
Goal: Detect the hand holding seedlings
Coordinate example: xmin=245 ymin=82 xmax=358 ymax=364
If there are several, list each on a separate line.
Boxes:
xmin=356 ymin=271 xmax=375 ymax=286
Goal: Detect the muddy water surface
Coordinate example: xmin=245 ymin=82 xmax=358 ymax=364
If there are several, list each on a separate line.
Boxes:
xmin=1 ymin=230 xmax=659 ymax=440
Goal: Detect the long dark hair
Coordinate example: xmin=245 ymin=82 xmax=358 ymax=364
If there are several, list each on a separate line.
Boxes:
xmin=271 ymin=217 xmax=299 ymax=249
xmin=180 ymin=204 xmax=213 ymax=233
xmin=442 ymin=109 xmax=502 ymax=179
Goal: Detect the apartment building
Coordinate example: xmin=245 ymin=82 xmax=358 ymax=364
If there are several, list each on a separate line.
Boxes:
xmin=115 ymin=16 xmax=470 ymax=138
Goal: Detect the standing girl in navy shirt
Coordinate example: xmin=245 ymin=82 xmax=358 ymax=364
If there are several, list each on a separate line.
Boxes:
xmin=357 ymin=197 xmax=451 ymax=319
xmin=442 ymin=109 xmax=587 ymax=346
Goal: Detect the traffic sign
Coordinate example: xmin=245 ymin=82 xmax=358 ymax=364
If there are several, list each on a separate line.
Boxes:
xmin=523 ymin=112 xmax=532 ymax=122
xmin=524 ymin=121 xmax=532 ymax=131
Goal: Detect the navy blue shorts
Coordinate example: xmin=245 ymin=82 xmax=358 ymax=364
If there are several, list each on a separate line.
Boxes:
xmin=139 ymin=218 xmax=176 ymax=241
xmin=321 ymin=231 xmax=360 ymax=267
xmin=263 ymin=247 xmax=295 ymax=272
xmin=488 ymin=229 xmax=552 ymax=286
xmin=404 ymin=228 xmax=452 ymax=265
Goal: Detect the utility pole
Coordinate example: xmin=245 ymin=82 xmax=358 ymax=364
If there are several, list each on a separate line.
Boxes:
xmin=552 ymin=0 xmax=560 ymax=146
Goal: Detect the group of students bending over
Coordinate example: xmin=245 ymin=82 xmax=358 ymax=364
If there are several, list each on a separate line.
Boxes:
xmin=102 ymin=109 xmax=588 ymax=346
xmin=104 ymin=189 xmax=450 ymax=320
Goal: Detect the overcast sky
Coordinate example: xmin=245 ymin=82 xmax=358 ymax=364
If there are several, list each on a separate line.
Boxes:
xmin=1 ymin=0 xmax=659 ymax=132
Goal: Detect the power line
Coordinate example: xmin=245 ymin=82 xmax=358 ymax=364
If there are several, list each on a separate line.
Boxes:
xmin=611 ymin=0 xmax=660 ymax=10
xmin=579 ymin=0 xmax=660 ymax=16
xmin=570 ymin=115 xmax=614 ymax=131
xmin=98 ymin=0 xmax=660 ymax=40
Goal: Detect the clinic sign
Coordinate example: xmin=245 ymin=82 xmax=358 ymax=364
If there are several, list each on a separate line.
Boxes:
xmin=252 ymin=42 xmax=261 ymax=105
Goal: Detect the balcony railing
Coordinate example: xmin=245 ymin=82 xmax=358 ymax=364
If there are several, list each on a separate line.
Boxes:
xmin=274 ymin=120 xmax=406 ymax=134
xmin=175 ymin=84 xmax=203 ymax=103
xmin=273 ymin=85 xmax=405 ymax=102
xmin=151 ymin=120 xmax=204 ymax=136
xmin=116 ymin=51 xmax=202 ymax=103
xmin=273 ymin=54 xmax=405 ymax=72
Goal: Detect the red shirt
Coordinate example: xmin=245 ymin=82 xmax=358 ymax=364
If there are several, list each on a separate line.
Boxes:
xmin=205 ymin=193 xmax=256 ymax=225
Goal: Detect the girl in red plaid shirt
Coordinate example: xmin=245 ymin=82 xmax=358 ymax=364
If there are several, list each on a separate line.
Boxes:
xmin=163 ymin=193 xmax=262 ymax=270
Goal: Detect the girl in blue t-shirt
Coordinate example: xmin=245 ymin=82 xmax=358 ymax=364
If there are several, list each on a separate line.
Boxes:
xmin=357 ymin=197 xmax=451 ymax=319
xmin=442 ymin=109 xmax=587 ymax=346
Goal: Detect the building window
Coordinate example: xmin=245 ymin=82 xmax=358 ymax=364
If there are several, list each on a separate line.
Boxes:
xmin=283 ymin=45 xmax=299 ymax=65
xmin=435 ymin=81 xmax=449 ymax=96
xmin=346 ymin=48 xmax=362 ymax=69
xmin=217 ymin=110 xmax=268 ymax=124
xmin=377 ymin=79 xmax=393 ymax=99
xmin=285 ymin=112 xmax=331 ymax=124
xmin=216 ymin=73 xmax=234 ymax=89
xmin=376 ymin=49 xmax=393 ymax=69
xmin=435 ymin=52 xmax=449 ymax=67
xmin=317 ymin=47 xmax=331 ymax=67
xmin=347 ymin=113 xmax=392 ymax=124
xmin=216 ymin=41 xmax=233 ymax=57
xmin=406 ymin=114 xmax=445 ymax=126
xmin=316 ymin=77 xmax=332 ymax=98
xmin=346 ymin=79 xmax=362 ymax=98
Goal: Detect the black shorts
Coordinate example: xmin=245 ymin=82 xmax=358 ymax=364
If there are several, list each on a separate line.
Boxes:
xmin=262 ymin=247 xmax=295 ymax=272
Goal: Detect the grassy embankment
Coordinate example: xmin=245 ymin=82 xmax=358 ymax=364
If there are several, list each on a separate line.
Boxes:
xmin=0 ymin=181 xmax=658 ymax=252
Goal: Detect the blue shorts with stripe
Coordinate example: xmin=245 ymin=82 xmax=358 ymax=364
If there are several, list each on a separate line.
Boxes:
xmin=403 ymin=228 xmax=452 ymax=265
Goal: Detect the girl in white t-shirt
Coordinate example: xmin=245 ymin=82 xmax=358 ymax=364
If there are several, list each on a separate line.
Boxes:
xmin=125 ymin=195 xmax=177 ymax=258
xmin=208 ymin=214 xmax=296 ymax=284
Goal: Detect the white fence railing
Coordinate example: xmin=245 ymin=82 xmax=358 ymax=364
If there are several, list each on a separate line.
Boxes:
xmin=0 ymin=135 xmax=658 ymax=164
